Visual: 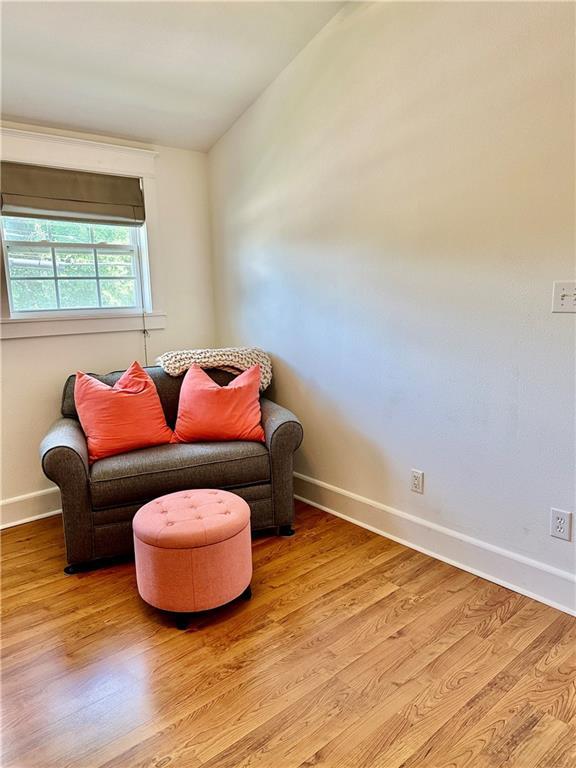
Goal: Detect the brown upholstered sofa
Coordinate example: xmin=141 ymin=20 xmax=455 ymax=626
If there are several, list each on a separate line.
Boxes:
xmin=40 ymin=366 xmax=303 ymax=572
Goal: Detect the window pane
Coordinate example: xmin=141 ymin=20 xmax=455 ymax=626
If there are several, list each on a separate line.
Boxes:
xmin=8 ymin=249 xmax=54 ymax=277
xmin=45 ymin=220 xmax=92 ymax=243
xmin=91 ymin=224 xmax=131 ymax=244
xmin=2 ymin=217 xmax=50 ymax=241
xmin=11 ymin=280 xmax=57 ymax=311
xmin=100 ymin=279 xmax=137 ymax=307
xmin=56 ymin=250 xmax=96 ymax=277
xmin=2 ymin=217 xmax=134 ymax=245
xmin=97 ymin=251 xmax=134 ymax=277
xmin=58 ymin=279 xmax=99 ymax=308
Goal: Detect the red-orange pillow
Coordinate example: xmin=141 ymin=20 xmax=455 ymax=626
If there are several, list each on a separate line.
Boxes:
xmin=75 ymin=361 xmax=173 ymax=462
xmin=173 ymin=364 xmax=265 ymax=443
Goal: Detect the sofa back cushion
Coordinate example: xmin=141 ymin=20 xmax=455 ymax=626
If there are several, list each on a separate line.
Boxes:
xmin=62 ymin=366 xmax=235 ymax=427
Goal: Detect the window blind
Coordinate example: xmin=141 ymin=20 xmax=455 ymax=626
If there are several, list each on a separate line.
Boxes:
xmin=0 ymin=162 xmax=145 ymax=226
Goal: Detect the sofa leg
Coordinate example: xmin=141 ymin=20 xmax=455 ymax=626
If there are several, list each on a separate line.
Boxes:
xmin=175 ymin=613 xmax=189 ymax=630
xmin=240 ymin=585 xmax=252 ymax=601
xmin=64 ymin=562 xmax=99 ymax=574
xmin=279 ymin=525 xmax=295 ymax=537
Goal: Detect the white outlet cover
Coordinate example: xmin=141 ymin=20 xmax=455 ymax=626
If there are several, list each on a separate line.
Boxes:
xmin=411 ymin=469 xmax=424 ymax=494
xmin=550 ymin=508 xmax=573 ymax=541
xmin=552 ymin=281 xmax=576 ymax=313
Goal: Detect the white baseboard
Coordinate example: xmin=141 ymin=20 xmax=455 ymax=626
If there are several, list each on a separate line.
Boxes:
xmin=294 ymin=473 xmax=576 ymax=617
xmin=0 ymin=487 xmax=62 ymax=529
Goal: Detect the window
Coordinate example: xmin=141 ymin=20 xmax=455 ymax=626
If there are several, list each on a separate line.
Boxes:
xmin=1 ymin=216 xmax=146 ymax=314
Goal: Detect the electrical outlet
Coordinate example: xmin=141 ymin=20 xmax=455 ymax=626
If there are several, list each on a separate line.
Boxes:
xmin=552 ymin=281 xmax=576 ymax=313
xmin=550 ymin=508 xmax=572 ymax=541
xmin=411 ymin=469 xmax=424 ymax=494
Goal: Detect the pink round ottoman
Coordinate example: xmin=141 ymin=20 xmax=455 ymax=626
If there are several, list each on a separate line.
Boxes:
xmin=133 ymin=489 xmax=252 ymax=627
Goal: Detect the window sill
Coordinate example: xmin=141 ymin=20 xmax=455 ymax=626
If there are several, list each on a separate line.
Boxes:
xmin=0 ymin=311 xmax=166 ymax=339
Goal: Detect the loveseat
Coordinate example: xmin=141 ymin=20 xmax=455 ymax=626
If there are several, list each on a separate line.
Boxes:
xmin=40 ymin=366 xmax=303 ymax=572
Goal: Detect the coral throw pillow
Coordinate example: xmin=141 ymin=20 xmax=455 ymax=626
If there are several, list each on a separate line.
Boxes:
xmin=75 ymin=361 xmax=173 ymax=463
xmin=173 ymin=364 xmax=265 ymax=443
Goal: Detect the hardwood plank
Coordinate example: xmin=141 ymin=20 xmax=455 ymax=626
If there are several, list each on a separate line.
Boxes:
xmin=484 ymin=712 xmax=570 ymax=768
xmin=397 ymin=601 xmax=564 ymax=768
xmin=422 ymin=617 xmax=576 ymax=768
xmin=198 ymin=677 xmax=364 ymax=768
xmin=296 ymin=612 xmax=542 ymax=768
xmin=533 ymin=724 xmax=576 ymax=768
xmin=337 ymin=583 xmax=526 ymax=693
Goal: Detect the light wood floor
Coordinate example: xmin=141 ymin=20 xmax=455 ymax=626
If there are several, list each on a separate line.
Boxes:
xmin=2 ymin=502 xmax=575 ymax=768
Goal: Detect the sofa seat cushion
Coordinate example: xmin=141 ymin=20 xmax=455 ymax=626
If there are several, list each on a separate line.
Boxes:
xmin=90 ymin=441 xmax=270 ymax=508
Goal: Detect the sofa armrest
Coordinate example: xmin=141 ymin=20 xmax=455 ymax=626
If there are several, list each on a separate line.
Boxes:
xmin=40 ymin=418 xmax=93 ymax=565
xmin=260 ymin=398 xmax=303 ymax=454
xmin=260 ymin=398 xmax=303 ymax=528
xmin=40 ymin=418 xmax=89 ymax=482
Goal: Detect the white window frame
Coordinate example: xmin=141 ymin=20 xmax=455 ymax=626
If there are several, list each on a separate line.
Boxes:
xmin=0 ymin=128 xmax=166 ymax=339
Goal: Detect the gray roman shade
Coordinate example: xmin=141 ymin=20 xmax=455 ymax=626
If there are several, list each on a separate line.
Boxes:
xmin=0 ymin=162 xmax=145 ymax=225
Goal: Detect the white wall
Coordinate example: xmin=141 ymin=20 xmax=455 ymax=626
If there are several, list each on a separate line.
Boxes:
xmin=209 ymin=3 xmax=575 ymax=607
xmin=1 ymin=124 xmax=215 ymax=524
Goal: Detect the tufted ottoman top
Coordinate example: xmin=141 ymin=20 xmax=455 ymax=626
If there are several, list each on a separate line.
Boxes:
xmin=133 ymin=489 xmax=250 ymax=548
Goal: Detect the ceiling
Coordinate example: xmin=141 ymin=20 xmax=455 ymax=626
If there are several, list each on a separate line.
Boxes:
xmin=1 ymin=1 xmax=342 ymax=150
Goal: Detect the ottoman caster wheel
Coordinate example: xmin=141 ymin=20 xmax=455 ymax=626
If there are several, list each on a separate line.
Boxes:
xmin=240 ymin=585 xmax=252 ymax=601
xmin=279 ymin=525 xmax=295 ymax=537
xmin=175 ymin=613 xmax=189 ymax=630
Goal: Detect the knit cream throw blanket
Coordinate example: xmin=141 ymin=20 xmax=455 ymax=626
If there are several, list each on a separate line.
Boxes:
xmin=157 ymin=347 xmax=273 ymax=391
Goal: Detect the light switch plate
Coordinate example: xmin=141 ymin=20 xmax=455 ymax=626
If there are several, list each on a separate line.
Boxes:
xmin=552 ymin=281 xmax=576 ymax=313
